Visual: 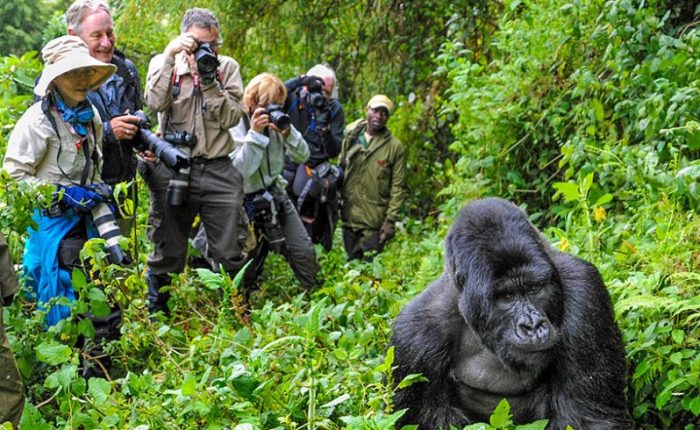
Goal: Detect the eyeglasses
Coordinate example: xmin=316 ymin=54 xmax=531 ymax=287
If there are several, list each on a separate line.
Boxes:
xmin=201 ymin=38 xmax=224 ymax=48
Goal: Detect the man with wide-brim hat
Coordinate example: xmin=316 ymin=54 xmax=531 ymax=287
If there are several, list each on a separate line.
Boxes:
xmin=3 ymin=35 xmax=120 ymax=377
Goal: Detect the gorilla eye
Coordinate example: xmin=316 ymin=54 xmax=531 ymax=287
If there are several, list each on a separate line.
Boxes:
xmin=530 ymin=284 xmax=544 ymax=293
xmin=498 ymin=291 xmax=515 ymax=301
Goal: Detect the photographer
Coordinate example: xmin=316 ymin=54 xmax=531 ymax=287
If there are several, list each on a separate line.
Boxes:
xmin=231 ymin=73 xmax=319 ymax=295
xmin=3 ymin=36 xmax=122 ymax=376
xmin=142 ymin=8 xmax=246 ymax=314
xmin=283 ymin=64 xmax=345 ymax=251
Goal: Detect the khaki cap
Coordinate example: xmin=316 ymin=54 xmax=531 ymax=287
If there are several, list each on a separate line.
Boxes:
xmin=366 ymin=94 xmax=393 ymax=115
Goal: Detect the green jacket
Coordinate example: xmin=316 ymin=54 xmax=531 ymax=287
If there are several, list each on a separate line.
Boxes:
xmin=339 ymin=119 xmax=407 ymax=230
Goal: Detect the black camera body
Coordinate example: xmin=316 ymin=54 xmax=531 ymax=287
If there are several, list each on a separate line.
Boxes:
xmin=265 ymin=104 xmax=291 ymax=130
xmin=251 ymin=191 xmax=285 ymax=252
xmin=194 ymin=42 xmax=219 ymax=78
xmin=305 ymin=78 xmax=326 ymax=109
xmin=132 ymin=111 xmax=192 ymax=172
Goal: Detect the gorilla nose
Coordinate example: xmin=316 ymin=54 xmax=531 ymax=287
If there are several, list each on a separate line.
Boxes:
xmin=516 ymin=314 xmax=550 ymax=341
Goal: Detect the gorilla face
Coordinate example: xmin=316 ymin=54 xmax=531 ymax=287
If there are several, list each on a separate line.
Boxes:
xmin=447 ymin=203 xmax=564 ymax=374
xmin=481 ymin=260 xmax=562 ymax=373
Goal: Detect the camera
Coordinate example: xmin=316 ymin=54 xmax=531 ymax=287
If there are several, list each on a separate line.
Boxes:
xmin=265 ymin=104 xmax=291 ymax=130
xmin=90 ymin=202 xmax=131 ymax=266
xmin=87 ymin=184 xmax=130 ymax=266
xmin=251 ymin=191 xmax=285 ymax=252
xmin=132 ymin=111 xmax=191 ymax=172
xmin=164 ymin=134 xmax=197 ymax=206
xmin=305 ymin=77 xmax=326 ymax=109
xmin=194 ymin=42 xmax=219 ymax=78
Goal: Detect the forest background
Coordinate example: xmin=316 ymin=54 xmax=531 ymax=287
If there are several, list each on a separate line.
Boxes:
xmin=0 ymin=0 xmax=699 ymax=428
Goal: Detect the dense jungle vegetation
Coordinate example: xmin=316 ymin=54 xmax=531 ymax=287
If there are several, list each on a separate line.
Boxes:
xmin=1 ymin=0 xmax=699 ymax=428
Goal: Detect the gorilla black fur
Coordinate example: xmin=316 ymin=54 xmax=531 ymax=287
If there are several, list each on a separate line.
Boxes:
xmin=390 ymin=198 xmax=633 ymax=429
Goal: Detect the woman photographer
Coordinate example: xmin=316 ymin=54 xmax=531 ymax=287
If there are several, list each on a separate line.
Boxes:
xmin=231 ymin=73 xmax=319 ymax=296
xmin=3 ymin=36 xmax=121 ymax=377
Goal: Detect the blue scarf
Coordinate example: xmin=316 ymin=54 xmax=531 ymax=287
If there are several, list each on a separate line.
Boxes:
xmin=54 ymin=92 xmax=94 ymax=137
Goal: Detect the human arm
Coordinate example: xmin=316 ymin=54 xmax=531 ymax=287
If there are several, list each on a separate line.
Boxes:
xmin=230 ymin=108 xmax=269 ymax=177
xmin=144 ymin=54 xmax=175 ymax=114
xmin=3 ymin=112 xmax=52 ymax=185
xmin=202 ymin=56 xmax=245 ymax=130
xmin=104 ymin=115 xmax=140 ymax=144
xmin=284 ymin=75 xmax=324 ymax=93
xmin=282 ymin=125 xmax=309 ymax=164
xmin=385 ymin=143 xmax=407 ymax=223
xmin=145 ymin=33 xmax=201 ymax=113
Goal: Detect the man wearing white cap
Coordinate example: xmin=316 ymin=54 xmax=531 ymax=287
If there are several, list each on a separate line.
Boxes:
xmin=4 ymin=35 xmax=120 ymax=376
xmin=283 ymin=64 xmax=346 ymax=251
xmin=339 ymin=94 xmax=407 ymax=260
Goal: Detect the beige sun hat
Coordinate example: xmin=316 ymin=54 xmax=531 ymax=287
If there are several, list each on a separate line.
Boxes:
xmin=366 ymin=94 xmax=394 ymax=115
xmin=34 ymin=35 xmax=117 ymax=97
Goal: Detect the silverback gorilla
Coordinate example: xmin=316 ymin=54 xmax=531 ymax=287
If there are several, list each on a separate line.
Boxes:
xmin=390 ymin=198 xmax=634 ymax=429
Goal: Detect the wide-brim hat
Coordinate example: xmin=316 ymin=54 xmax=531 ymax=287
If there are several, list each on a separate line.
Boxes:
xmin=35 ymin=35 xmax=116 ymax=97
xmin=366 ymin=94 xmax=394 ymax=115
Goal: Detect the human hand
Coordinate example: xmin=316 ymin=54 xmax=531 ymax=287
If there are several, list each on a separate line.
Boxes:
xmin=268 ymin=122 xmax=291 ymax=137
xmin=111 ymin=115 xmax=140 ymax=141
xmin=379 ymin=222 xmax=395 ymax=244
xmin=164 ymin=32 xmax=199 ymax=59
xmin=301 ymin=75 xmax=324 ymax=89
xmin=250 ymin=108 xmax=269 ymax=134
xmin=56 ymin=184 xmax=107 ymax=212
xmin=138 ymin=150 xmax=157 ymax=162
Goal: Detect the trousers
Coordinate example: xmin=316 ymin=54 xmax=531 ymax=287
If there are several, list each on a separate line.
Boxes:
xmin=140 ymin=157 xmax=245 ymax=276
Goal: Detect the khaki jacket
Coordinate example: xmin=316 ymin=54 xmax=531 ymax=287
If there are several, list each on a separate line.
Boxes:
xmin=339 ymin=119 xmax=407 ymax=230
xmin=0 ymin=233 xmax=18 ymax=304
xmin=144 ymin=52 xmax=244 ymax=159
xmin=3 ymin=101 xmax=103 ymax=186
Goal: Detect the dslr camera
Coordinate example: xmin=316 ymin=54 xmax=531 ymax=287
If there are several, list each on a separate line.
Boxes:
xmin=265 ymin=104 xmax=291 ymax=130
xmin=194 ymin=42 xmax=219 ymax=79
xmin=132 ymin=111 xmax=191 ymax=172
xmin=251 ymin=191 xmax=285 ymax=252
xmin=131 ymin=111 xmax=197 ymax=206
xmin=304 ymin=77 xmax=327 ymax=109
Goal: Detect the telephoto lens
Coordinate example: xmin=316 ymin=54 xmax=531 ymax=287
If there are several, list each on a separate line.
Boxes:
xmin=132 ymin=111 xmax=191 ymax=172
xmin=167 ymin=145 xmax=191 ymax=206
xmin=90 ymin=203 xmax=131 ymax=266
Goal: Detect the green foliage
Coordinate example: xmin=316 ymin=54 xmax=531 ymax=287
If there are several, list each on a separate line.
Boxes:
xmin=439 ymin=0 xmax=700 ymax=427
